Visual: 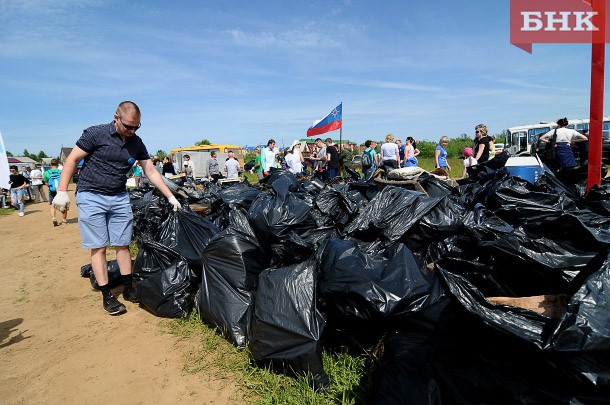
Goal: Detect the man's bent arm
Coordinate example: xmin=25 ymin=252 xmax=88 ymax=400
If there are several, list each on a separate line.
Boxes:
xmin=141 ymin=159 xmax=176 ymax=200
xmin=59 ymin=146 xmax=89 ymax=192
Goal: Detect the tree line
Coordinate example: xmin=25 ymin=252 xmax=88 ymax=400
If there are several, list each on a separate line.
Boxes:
xmin=6 ymin=149 xmax=52 ymax=162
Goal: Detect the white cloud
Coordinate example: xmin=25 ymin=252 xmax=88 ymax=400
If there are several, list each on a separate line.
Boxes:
xmin=224 ymin=28 xmax=340 ymax=49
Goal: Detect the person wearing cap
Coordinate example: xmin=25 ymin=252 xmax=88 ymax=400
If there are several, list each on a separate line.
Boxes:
xmin=52 ymin=101 xmax=182 ymax=316
xmin=286 ymin=141 xmax=304 ymax=174
xmin=462 ymin=147 xmax=478 ymax=178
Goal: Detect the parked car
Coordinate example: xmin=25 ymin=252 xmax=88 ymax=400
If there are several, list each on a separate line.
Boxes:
xmin=351 ymin=155 xmax=362 ymax=170
xmin=494 ymin=143 xmax=505 ymax=154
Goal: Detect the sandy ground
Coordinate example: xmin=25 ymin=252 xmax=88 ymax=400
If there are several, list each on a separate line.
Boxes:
xmin=0 ymin=188 xmax=239 ymax=405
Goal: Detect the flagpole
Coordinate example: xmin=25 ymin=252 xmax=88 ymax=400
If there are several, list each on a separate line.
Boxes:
xmin=339 ymin=102 xmax=343 ymax=152
xmin=587 ymin=0 xmax=605 ymax=192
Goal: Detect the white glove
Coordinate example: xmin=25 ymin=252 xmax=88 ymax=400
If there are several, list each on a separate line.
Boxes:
xmin=52 ymin=191 xmax=70 ymax=212
xmin=168 ymin=196 xmax=182 ymax=212
xmin=249 ymin=169 xmax=254 ymax=174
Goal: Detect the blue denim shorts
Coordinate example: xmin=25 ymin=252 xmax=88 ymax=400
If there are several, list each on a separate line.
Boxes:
xmin=76 ymin=191 xmax=133 ymax=249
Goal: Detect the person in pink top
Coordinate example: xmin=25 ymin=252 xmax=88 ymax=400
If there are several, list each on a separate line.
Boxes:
xmin=404 ymin=137 xmax=420 ymax=167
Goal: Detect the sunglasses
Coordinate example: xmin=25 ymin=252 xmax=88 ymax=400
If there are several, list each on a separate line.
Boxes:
xmin=118 ymin=116 xmax=141 ymax=131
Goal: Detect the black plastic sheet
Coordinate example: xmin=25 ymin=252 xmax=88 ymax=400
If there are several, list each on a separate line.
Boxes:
xmin=133 ymin=240 xmax=196 ymax=318
xmin=250 ymin=259 xmax=330 ymax=391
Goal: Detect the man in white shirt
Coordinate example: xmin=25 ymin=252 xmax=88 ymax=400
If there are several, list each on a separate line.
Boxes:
xmin=30 ymin=167 xmax=48 ymax=203
xmin=261 ymin=139 xmax=276 ymax=175
xmin=224 ymin=150 xmax=241 ymax=178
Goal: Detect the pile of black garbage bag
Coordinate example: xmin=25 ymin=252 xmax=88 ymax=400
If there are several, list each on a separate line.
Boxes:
xmin=115 ymin=164 xmax=610 ymax=402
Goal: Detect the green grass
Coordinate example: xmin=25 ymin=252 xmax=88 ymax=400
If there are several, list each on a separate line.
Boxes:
xmin=162 ymin=312 xmax=369 ymax=404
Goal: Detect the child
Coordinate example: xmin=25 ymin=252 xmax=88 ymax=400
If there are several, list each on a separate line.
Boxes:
xmin=462 ymin=147 xmax=478 ymax=178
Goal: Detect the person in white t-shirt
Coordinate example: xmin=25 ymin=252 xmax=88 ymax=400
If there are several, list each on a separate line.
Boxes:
xmin=380 ymin=133 xmax=400 ymax=169
xmin=29 ymin=167 xmax=48 ymax=203
xmin=286 ymin=142 xmax=304 ymax=174
xmin=539 ymin=117 xmax=588 ymax=171
xmin=261 ymin=139 xmax=276 ymax=175
xmin=224 ymin=150 xmax=241 ymax=178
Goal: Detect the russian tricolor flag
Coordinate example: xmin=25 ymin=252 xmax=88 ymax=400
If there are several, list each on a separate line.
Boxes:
xmin=307 ymin=103 xmax=342 ymax=137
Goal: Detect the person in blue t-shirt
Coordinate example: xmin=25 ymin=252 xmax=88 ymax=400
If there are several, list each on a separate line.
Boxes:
xmin=434 ymin=136 xmax=451 ymax=173
xmin=396 ymin=139 xmax=405 ymax=167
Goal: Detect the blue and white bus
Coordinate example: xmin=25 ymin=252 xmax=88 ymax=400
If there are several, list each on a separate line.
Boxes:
xmin=505 ymin=117 xmax=610 ymax=159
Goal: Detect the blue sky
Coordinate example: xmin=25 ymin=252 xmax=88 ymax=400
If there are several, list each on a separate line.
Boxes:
xmin=0 ymin=0 xmax=606 ymax=156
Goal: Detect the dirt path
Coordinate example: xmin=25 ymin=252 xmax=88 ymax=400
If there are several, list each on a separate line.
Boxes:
xmin=0 ymin=189 xmax=239 ymax=405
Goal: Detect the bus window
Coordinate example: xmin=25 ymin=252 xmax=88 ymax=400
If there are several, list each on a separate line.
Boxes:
xmin=528 ymin=127 xmax=550 ymax=145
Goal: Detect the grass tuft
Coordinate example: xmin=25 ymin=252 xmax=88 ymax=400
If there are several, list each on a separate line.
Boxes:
xmin=162 ymin=312 xmax=368 ymax=404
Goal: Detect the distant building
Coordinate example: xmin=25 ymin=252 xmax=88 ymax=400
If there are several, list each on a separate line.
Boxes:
xmin=8 ymin=156 xmax=39 ymax=168
xmin=59 ymin=147 xmax=73 ymax=163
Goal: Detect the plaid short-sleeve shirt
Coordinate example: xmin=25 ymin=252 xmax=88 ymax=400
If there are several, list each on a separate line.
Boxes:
xmin=76 ymin=122 xmax=149 ymax=195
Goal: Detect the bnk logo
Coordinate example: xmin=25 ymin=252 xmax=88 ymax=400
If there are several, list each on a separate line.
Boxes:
xmin=510 ymin=0 xmax=609 ymax=53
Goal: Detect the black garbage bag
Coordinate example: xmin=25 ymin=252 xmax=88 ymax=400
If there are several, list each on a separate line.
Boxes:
xmin=586 ymin=183 xmax=610 ymax=216
xmin=488 ymin=176 xmax=577 ymax=226
xmin=317 ymin=238 xmax=447 ymax=348
xmin=196 ymin=210 xmax=267 ymax=347
xmin=249 ymin=259 xmax=330 ymax=392
xmin=372 ymin=301 xmax=610 ymax=404
xmin=414 ymin=256 xmax=610 ymax=403
xmin=313 ymin=185 xmax=365 ymax=230
xmin=270 ymin=226 xmax=336 ymax=267
xmin=344 ymin=186 xmax=444 ymax=242
xmin=157 ymin=209 xmax=220 ymax=277
xmin=548 ymin=252 xmax=610 ymax=387
xmin=80 ymin=260 xmax=123 ymax=290
xmin=218 ymin=183 xmax=261 ymax=210
xmin=417 ymin=172 xmax=458 ymax=198
xmin=247 ymin=178 xmax=316 ymax=263
xmin=405 ymin=196 xmax=466 ymax=252
xmin=368 ymin=327 xmax=438 ymax=405
xmin=258 ymin=167 xmax=301 ymax=192
xmin=462 ymin=203 xmax=515 ymax=242
xmin=133 ymin=240 xmax=196 ymax=318
xmin=130 ymin=189 xmax=167 ymax=244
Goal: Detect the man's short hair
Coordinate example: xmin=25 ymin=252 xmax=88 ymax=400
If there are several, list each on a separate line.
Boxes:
xmin=183 ymin=154 xmax=190 ymax=159
xmin=267 ymin=139 xmax=276 ymax=146
xmin=315 ymin=138 xmax=322 ymax=143
xmin=116 ymin=101 xmax=141 ymax=116
xmin=365 ymin=140 xmax=372 ymax=147
xmin=325 ymin=138 xmax=332 ymax=143
xmin=211 ymin=151 xmax=217 ymax=157
xmin=10 ymin=165 xmax=18 ymax=171
xmin=50 ymin=159 xmax=59 ymax=166
xmin=228 ymin=150 xmax=234 ymax=154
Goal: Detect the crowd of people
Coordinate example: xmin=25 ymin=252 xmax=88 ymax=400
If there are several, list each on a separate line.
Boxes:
xmin=3 ymin=159 xmax=69 ymax=224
